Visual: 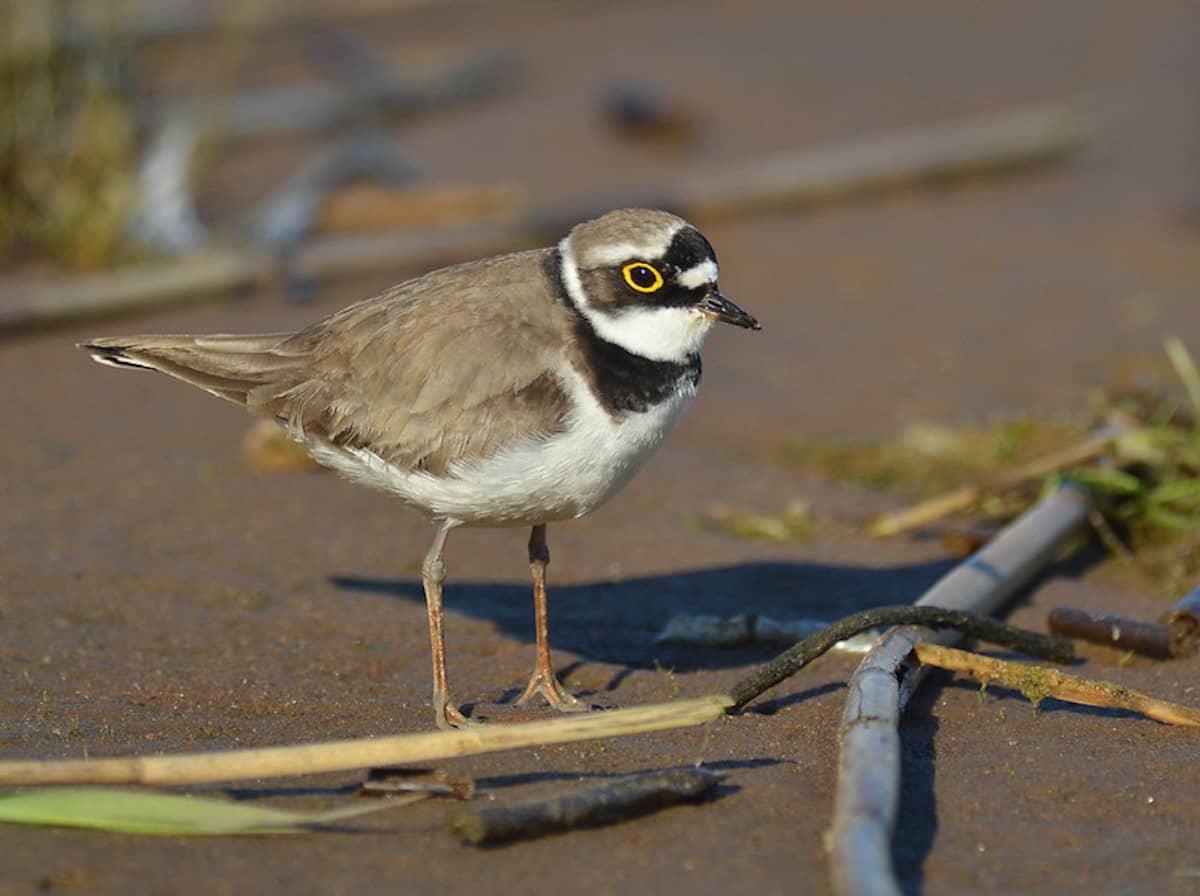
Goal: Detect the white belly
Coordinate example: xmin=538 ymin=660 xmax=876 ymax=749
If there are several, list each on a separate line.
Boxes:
xmin=307 ymin=367 xmax=696 ymax=526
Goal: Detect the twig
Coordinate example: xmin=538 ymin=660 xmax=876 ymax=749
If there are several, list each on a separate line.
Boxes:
xmin=165 ymin=52 xmax=520 ymax=142
xmin=830 ymin=483 xmax=1093 ymax=896
xmin=1164 ymin=337 xmax=1200 ymax=424
xmin=676 ymin=104 xmax=1084 ymax=219
xmin=1047 ymin=606 xmax=1173 ymax=659
xmin=868 ymin=427 xmax=1117 ymax=537
xmin=0 ymin=606 xmax=1064 ymax=788
xmin=913 ymin=643 xmax=1200 ymax=727
xmin=1 ymin=0 xmax=482 ymax=64
xmin=0 ymin=105 xmax=1084 ymax=337
xmin=0 ymin=223 xmax=523 ymax=335
xmin=1162 ymin=584 xmax=1200 ymax=656
xmin=1046 ymin=584 xmax=1200 ymax=659
xmin=726 ymin=606 xmax=1072 ymax=710
xmin=0 ymin=697 xmax=731 ymax=787
xmin=357 ymin=766 xmax=474 ymax=800
xmin=250 ymin=133 xmax=422 ymax=251
xmin=447 ymin=767 xmax=723 ymax=846
xmin=316 ymin=182 xmax=526 ymax=235
xmin=126 ymin=115 xmax=208 ymax=255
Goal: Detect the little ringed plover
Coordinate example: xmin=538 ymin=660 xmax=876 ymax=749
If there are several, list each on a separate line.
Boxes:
xmin=82 ymin=207 xmax=760 ymax=729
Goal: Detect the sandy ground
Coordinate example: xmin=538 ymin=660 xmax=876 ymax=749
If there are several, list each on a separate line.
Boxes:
xmin=2 ymin=1 xmax=1200 ymax=893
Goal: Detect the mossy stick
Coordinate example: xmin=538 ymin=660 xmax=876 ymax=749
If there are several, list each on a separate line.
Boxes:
xmin=913 ymin=643 xmax=1200 ymax=726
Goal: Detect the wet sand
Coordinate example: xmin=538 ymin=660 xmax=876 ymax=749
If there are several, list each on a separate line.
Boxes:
xmin=2 ymin=1 xmax=1199 ymax=893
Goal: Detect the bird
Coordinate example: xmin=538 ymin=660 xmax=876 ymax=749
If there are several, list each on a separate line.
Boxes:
xmin=81 ymin=208 xmax=760 ymax=729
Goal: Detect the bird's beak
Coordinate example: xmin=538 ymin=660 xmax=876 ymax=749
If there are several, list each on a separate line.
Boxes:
xmin=698 ymin=291 xmax=761 ymax=330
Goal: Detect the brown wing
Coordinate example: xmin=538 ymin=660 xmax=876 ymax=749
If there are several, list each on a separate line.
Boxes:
xmin=83 ymin=249 xmax=572 ymax=475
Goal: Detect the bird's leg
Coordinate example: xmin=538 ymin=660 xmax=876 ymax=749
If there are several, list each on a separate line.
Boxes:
xmin=422 ymin=520 xmax=469 ymax=729
xmin=517 ymin=524 xmax=586 ymax=711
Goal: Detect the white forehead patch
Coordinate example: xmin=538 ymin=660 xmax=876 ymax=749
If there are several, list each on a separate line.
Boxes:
xmin=577 ymin=227 xmax=681 ymax=268
xmin=675 ymin=258 xmax=718 ymax=289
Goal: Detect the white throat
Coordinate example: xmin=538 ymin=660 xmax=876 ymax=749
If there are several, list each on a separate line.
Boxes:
xmin=558 ymin=237 xmax=714 ymax=363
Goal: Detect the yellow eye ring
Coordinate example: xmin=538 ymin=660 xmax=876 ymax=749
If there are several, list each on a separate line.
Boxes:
xmin=621 ymin=261 xmax=664 ymax=293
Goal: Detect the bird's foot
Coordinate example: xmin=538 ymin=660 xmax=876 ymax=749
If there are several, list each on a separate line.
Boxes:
xmin=516 ymin=668 xmax=588 ymax=712
xmin=434 ymin=694 xmax=478 ymax=730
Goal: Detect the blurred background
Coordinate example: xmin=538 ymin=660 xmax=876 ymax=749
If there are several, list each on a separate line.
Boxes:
xmin=5 ymin=2 xmax=1198 ymax=441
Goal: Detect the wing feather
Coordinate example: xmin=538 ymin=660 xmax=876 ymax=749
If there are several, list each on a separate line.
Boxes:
xmin=83 ymin=249 xmax=572 ymax=476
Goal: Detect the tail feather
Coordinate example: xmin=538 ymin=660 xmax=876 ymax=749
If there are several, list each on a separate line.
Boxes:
xmin=80 ymin=333 xmax=306 ymax=409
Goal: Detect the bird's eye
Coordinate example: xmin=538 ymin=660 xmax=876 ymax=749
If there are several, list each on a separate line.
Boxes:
xmin=621 ymin=262 xmax=664 ymax=293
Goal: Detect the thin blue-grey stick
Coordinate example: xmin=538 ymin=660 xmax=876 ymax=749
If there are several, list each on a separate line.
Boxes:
xmin=830 ymin=483 xmax=1094 ymax=896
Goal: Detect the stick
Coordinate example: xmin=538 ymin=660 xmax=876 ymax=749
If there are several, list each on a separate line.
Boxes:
xmin=675 ymin=104 xmax=1084 ymax=219
xmin=726 ymin=605 xmax=1072 ymax=710
xmin=1047 ymin=606 xmax=1173 ymax=659
xmin=830 ymin=483 xmax=1093 ymax=896
xmin=1046 ymin=584 xmax=1200 ymax=659
xmin=0 ymin=105 xmax=1084 ymax=337
xmin=250 ymin=133 xmax=422 ymax=251
xmin=316 ymin=182 xmax=526 ymax=235
xmin=126 ymin=116 xmax=209 ymax=255
xmin=1 ymin=0 xmax=487 ymax=64
xmin=0 ymin=223 xmax=525 ymax=335
xmin=0 ymin=608 xmax=1063 ymax=788
xmin=1162 ymin=584 xmax=1200 ymax=656
xmin=868 ymin=427 xmax=1118 ymax=537
xmin=448 ymin=767 xmax=723 ymax=846
xmin=913 ymin=643 xmax=1200 ymax=727
xmin=166 ymin=53 xmax=520 ymax=142
xmin=0 ymin=697 xmax=731 ymax=787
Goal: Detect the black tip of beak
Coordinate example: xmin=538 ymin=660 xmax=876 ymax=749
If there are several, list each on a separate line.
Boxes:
xmin=700 ymin=292 xmax=761 ymax=330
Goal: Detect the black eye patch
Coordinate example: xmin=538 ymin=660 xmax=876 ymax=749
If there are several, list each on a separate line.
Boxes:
xmin=662 ymin=226 xmax=717 ymax=273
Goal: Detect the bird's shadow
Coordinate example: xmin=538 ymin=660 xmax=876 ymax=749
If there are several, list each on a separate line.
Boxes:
xmin=329 ymin=557 xmax=963 ymax=672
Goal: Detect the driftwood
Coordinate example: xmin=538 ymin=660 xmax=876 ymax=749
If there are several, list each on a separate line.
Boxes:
xmin=829 ymin=483 xmax=1094 ymax=896
xmin=0 ymin=105 xmax=1084 ymax=337
xmin=448 ymin=767 xmax=723 ymax=846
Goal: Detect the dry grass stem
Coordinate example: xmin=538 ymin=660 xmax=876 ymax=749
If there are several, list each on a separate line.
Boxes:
xmin=868 ymin=428 xmax=1118 ymax=537
xmin=0 ymin=697 xmax=731 ymax=787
